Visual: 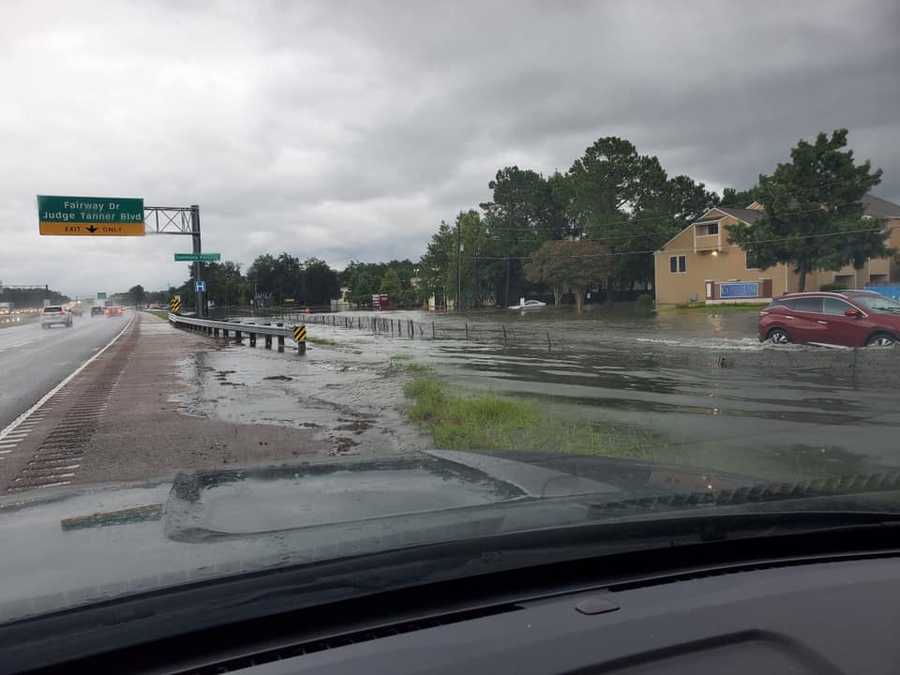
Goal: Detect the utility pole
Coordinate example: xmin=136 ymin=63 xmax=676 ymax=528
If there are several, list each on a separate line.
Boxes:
xmin=473 ymin=253 xmax=479 ymax=308
xmin=190 ymin=204 xmax=204 ymax=317
xmin=504 ymin=256 xmax=511 ymax=307
xmin=456 ymin=218 xmax=463 ymax=312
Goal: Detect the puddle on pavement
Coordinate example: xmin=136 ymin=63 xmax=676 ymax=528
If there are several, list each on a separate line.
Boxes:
xmin=172 ymin=343 xmax=429 ymax=457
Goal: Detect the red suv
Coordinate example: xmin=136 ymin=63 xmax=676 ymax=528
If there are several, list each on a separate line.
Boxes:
xmin=759 ymin=290 xmax=900 ymax=347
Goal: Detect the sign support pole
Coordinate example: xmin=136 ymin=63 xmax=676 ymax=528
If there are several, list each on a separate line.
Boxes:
xmin=190 ymin=204 xmax=204 ymax=318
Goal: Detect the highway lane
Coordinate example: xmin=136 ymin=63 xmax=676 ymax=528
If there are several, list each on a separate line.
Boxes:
xmin=0 ymin=311 xmax=131 ymax=431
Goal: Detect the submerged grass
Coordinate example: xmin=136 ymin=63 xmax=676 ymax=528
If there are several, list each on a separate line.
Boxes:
xmin=307 ymin=335 xmax=338 ymax=347
xmin=403 ymin=376 xmax=658 ymax=459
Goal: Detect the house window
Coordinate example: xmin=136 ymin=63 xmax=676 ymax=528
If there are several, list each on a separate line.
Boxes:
xmin=695 ymin=222 xmax=719 ymax=236
xmin=670 ymin=255 xmax=686 ymax=273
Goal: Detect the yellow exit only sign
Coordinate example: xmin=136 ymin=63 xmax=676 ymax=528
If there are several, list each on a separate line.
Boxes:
xmin=37 ymin=196 xmax=145 ymax=236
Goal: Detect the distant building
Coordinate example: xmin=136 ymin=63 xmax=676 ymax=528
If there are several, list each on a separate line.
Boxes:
xmin=653 ymin=194 xmax=900 ymax=305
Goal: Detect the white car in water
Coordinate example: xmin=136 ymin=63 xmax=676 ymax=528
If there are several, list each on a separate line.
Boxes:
xmin=508 ymin=298 xmax=547 ymax=311
xmin=41 ymin=305 xmax=73 ymax=329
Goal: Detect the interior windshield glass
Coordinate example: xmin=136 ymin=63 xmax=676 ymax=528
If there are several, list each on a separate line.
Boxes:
xmin=0 ymin=0 xmax=899 ymax=629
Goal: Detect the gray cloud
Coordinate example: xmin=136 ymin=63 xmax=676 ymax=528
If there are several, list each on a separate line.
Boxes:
xmin=1 ymin=0 xmax=898 ymax=296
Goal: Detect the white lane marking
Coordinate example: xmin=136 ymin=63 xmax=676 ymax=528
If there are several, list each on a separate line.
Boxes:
xmin=0 ymin=317 xmax=134 ymax=442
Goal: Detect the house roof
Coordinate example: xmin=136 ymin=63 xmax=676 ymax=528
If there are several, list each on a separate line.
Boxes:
xmin=862 ymin=194 xmax=900 ymax=219
xmin=715 ymin=206 xmax=765 ymax=223
xmin=656 ymin=193 xmax=900 ymax=253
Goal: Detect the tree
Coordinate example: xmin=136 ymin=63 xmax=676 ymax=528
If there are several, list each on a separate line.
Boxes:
xmin=720 ymin=185 xmax=760 ymax=208
xmin=568 ymin=137 xmax=718 ymax=292
xmin=246 ymin=253 xmax=302 ymax=304
xmin=418 ymin=222 xmax=455 ymax=308
xmin=301 ymin=258 xmax=340 ymax=306
xmin=728 ymin=129 xmax=888 ymax=291
xmin=480 ymin=167 xmax=568 ymax=305
xmin=380 ymin=269 xmax=403 ymax=297
xmin=128 ymin=284 xmax=145 ymax=307
xmin=525 ymin=240 xmax=611 ymax=313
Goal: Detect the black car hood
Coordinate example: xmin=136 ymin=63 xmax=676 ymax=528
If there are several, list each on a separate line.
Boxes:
xmin=0 ymin=450 xmax=747 ymax=624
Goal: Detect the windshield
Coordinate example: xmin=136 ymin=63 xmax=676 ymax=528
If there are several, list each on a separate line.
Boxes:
xmin=1 ymin=1 xmax=900 ymax=629
xmin=851 ymin=293 xmax=900 ymax=313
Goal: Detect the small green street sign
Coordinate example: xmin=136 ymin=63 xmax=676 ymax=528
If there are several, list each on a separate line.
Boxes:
xmin=174 ymin=253 xmax=221 ymax=262
xmin=38 ymin=195 xmax=144 ymax=236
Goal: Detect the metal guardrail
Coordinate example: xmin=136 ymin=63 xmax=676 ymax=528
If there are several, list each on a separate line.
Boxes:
xmin=168 ymin=313 xmax=306 ymax=354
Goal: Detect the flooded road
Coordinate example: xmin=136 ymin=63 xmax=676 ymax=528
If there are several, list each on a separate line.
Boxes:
xmin=261 ymin=306 xmax=900 ymax=480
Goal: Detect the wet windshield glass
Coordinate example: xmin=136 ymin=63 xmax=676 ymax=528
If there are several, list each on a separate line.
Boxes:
xmin=1 ymin=0 xmax=899 ymax=626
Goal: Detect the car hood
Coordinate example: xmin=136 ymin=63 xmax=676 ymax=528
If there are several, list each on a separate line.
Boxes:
xmin=0 ymin=450 xmax=749 ymax=624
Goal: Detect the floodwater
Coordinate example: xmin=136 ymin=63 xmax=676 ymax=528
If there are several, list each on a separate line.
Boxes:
xmin=192 ymin=308 xmax=900 ymax=480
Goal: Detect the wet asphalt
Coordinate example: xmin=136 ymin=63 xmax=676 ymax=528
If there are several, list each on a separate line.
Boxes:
xmin=0 ymin=313 xmax=129 ymax=431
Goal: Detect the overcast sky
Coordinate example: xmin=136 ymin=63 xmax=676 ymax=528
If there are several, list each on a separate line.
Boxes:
xmin=2 ymin=0 xmax=899 ymax=297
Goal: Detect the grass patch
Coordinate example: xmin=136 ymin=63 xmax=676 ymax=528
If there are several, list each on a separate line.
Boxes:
xmin=307 ymin=335 xmax=338 ymax=347
xmin=400 ymin=376 xmax=847 ymax=481
xmin=389 ymin=356 xmax=433 ymax=374
xmin=403 ymin=376 xmax=657 ymax=458
xmin=146 ymin=309 xmax=169 ymax=321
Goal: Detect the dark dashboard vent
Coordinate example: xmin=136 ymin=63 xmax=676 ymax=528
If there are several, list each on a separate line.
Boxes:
xmin=178 ymin=604 xmax=520 ymax=674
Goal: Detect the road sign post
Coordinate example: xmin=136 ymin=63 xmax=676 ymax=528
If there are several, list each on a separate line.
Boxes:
xmin=37 ymin=196 xmax=145 ymax=236
xmin=190 ymin=205 xmax=205 ymax=318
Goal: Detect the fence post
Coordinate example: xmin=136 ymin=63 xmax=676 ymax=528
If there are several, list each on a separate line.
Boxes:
xmin=249 ymin=332 xmax=256 ymax=347
xmin=547 ymin=331 xmax=552 ymax=352
xmin=278 ymin=335 xmax=285 ymax=352
xmin=502 ymin=325 xmax=507 ymax=346
xmin=465 ymin=322 xmax=469 ymax=340
xmin=432 ymin=321 xmax=435 ymax=339
xmin=235 ymin=330 xmax=243 ymax=344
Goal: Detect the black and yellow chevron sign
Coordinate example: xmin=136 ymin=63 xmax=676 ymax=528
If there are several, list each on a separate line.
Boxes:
xmin=293 ymin=325 xmax=307 ymax=342
xmin=170 ymin=296 xmax=182 ymax=313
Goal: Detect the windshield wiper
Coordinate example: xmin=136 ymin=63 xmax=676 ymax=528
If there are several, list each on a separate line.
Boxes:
xmin=586 ymin=472 xmax=900 ymax=516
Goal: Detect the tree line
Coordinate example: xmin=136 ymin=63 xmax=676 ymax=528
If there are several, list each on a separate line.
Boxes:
xmin=420 ymin=129 xmax=891 ymax=305
xmin=0 ymin=286 xmax=69 ymax=308
xmin=419 ymin=136 xmax=725 ymax=308
xmin=141 ymin=129 xmax=889 ymax=310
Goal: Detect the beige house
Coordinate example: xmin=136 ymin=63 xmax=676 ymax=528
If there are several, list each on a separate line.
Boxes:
xmin=653 ymin=194 xmax=900 ymax=305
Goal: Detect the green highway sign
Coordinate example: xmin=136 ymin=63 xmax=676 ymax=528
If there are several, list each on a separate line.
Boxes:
xmin=38 ymin=195 xmax=144 ymax=236
xmin=174 ymin=252 xmax=221 ymax=262
xmin=96 ymin=292 xmax=107 ymax=300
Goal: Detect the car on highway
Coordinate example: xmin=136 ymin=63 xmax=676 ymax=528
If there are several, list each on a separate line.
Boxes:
xmin=759 ymin=290 xmax=900 ymax=347
xmin=40 ymin=305 xmax=73 ymax=329
xmin=90 ymin=305 xmax=104 ymax=317
xmin=104 ymin=305 xmax=124 ymax=317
